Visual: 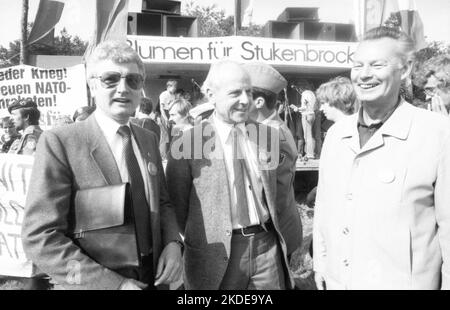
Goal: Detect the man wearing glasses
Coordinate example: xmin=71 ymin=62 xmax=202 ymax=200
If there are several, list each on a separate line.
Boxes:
xmin=22 ymin=41 xmax=183 ymax=290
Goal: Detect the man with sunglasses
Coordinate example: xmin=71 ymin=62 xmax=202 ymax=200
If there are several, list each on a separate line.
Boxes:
xmin=22 ymin=41 xmax=183 ymax=290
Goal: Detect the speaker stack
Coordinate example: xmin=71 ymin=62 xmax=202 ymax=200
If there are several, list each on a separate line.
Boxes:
xmin=264 ymin=7 xmax=356 ymax=42
xmin=127 ymin=0 xmax=198 ymax=37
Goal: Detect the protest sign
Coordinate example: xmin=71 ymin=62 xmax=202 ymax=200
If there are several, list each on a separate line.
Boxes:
xmin=0 ymin=64 xmax=88 ymax=128
xmin=0 ymin=154 xmax=34 ymax=277
xmin=127 ymin=35 xmax=357 ymax=68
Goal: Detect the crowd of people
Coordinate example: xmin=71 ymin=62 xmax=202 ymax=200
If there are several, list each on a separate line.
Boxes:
xmin=1 ymin=26 xmax=449 ymax=290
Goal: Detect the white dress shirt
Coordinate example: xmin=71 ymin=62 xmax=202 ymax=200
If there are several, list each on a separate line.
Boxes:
xmin=95 ymin=110 xmax=150 ymax=203
xmin=213 ymin=114 xmax=269 ymax=229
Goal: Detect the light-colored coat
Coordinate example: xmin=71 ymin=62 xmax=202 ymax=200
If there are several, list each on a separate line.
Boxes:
xmin=314 ymin=100 xmax=450 ymax=290
xmin=166 ymin=119 xmax=295 ymax=290
xmin=22 ymin=115 xmax=181 ymax=290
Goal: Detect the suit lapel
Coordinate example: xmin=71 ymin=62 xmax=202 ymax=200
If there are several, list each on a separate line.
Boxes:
xmin=204 ymin=121 xmax=233 ymax=219
xmin=86 ymin=115 xmax=122 ymax=185
xmin=246 ymin=121 xmax=278 ymax=219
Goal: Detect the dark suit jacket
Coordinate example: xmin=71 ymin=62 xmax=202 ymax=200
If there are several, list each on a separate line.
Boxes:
xmin=130 ymin=117 xmax=161 ymax=143
xmin=166 ymin=118 xmax=295 ymax=290
xmin=266 ymin=113 xmax=303 ymax=256
xmin=22 ymin=115 xmax=181 ymax=290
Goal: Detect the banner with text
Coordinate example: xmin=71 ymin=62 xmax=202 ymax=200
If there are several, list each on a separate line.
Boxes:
xmin=0 ymin=64 xmax=88 ymax=128
xmin=127 ymin=35 xmax=357 ymax=68
xmin=0 ymin=154 xmax=34 ymax=277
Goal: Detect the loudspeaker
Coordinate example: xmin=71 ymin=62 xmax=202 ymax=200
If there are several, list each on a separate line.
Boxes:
xmin=128 ymin=12 xmax=163 ymax=36
xmin=277 ymin=7 xmax=319 ymax=22
xmin=163 ymin=15 xmax=198 ymax=37
xmin=142 ymin=0 xmax=181 ymax=15
xmin=298 ymin=22 xmax=356 ymax=42
xmin=263 ymin=21 xmax=300 ymax=39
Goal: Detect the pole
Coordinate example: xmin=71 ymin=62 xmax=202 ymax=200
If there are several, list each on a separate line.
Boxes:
xmin=20 ymin=0 xmax=29 ymax=65
xmin=234 ymin=0 xmax=240 ymax=35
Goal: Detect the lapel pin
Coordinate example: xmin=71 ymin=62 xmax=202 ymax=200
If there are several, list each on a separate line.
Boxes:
xmin=147 ymin=162 xmax=158 ymax=176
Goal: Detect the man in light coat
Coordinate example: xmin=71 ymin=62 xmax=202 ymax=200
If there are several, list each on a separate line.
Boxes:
xmin=313 ymin=27 xmax=450 ymax=290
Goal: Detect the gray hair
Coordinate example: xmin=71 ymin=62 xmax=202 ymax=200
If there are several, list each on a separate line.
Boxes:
xmin=362 ymin=26 xmax=415 ymax=64
xmin=86 ymin=41 xmax=145 ymax=79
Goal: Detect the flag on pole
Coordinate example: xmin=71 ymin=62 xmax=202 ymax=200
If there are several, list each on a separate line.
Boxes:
xmin=27 ymin=0 xmax=65 ymax=46
xmin=353 ymin=0 xmax=426 ymax=50
xmin=235 ymin=0 xmax=254 ymax=30
xmin=83 ymin=0 xmax=129 ymax=61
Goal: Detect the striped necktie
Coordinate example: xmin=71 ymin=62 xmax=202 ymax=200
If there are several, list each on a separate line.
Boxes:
xmin=231 ymin=127 xmax=251 ymax=227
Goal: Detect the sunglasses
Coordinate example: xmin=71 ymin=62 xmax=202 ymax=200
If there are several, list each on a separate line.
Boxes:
xmin=92 ymin=71 xmax=144 ymax=90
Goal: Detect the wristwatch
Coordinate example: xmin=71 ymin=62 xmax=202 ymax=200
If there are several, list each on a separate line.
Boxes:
xmin=171 ymin=240 xmax=184 ymax=251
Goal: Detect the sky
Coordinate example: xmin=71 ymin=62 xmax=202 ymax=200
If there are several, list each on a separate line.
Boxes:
xmin=0 ymin=0 xmax=449 ymax=47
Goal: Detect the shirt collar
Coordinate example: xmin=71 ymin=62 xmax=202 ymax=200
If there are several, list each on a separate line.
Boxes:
xmin=358 ymin=97 xmax=401 ymax=129
xmin=212 ymin=113 xmax=247 ymax=144
xmin=339 ymin=97 xmax=412 ymax=140
xmin=95 ymin=109 xmax=131 ymax=144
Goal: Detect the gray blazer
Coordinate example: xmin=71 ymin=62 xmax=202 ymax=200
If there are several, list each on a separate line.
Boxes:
xmin=22 ymin=115 xmax=181 ymax=290
xmin=166 ymin=119 xmax=295 ymax=290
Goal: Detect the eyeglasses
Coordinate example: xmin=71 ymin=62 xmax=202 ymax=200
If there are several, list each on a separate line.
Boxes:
xmin=92 ymin=71 xmax=144 ymax=90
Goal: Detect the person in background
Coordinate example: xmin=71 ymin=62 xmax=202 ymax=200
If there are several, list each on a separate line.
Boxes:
xmin=423 ymin=54 xmax=450 ymax=116
xmin=131 ymin=97 xmax=161 ymax=142
xmin=159 ymin=80 xmax=178 ymax=120
xmin=0 ymin=116 xmax=21 ymax=153
xmin=314 ymin=27 xmax=450 ymax=290
xmin=168 ymin=98 xmax=193 ymax=137
xmin=316 ymin=76 xmax=357 ymax=124
xmin=183 ymin=90 xmax=192 ymax=103
xmin=244 ymin=61 xmax=303 ymax=258
xmin=158 ymin=80 xmax=178 ymax=159
xmin=286 ymin=91 xmax=305 ymax=158
xmin=73 ymin=106 xmax=96 ymax=122
xmin=8 ymin=99 xmax=43 ymax=155
xmin=300 ymin=90 xmax=319 ymax=159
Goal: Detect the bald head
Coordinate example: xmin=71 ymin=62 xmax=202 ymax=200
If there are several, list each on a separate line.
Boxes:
xmin=203 ymin=60 xmax=250 ymax=92
xmin=203 ymin=60 xmax=252 ymax=124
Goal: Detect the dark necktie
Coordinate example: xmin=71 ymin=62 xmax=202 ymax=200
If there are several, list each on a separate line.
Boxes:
xmin=117 ymin=125 xmax=151 ymax=255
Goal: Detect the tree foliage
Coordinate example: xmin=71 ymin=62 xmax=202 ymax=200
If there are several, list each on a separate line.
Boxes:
xmin=183 ymin=1 xmax=234 ymax=37
xmin=0 ymin=27 xmax=87 ymax=68
xmin=182 ymin=1 xmax=263 ymax=37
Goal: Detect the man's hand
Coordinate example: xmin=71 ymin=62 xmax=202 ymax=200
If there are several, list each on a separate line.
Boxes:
xmin=154 ymin=241 xmax=183 ymax=286
xmin=314 ymin=272 xmax=326 ymax=290
xmin=119 ymin=279 xmax=147 ymax=290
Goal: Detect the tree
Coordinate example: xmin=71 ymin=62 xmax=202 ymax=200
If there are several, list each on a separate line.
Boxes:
xmin=183 ymin=1 xmax=234 ymax=37
xmin=182 ymin=1 xmax=263 ymax=37
xmin=0 ymin=28 xmax=88 ymax=68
